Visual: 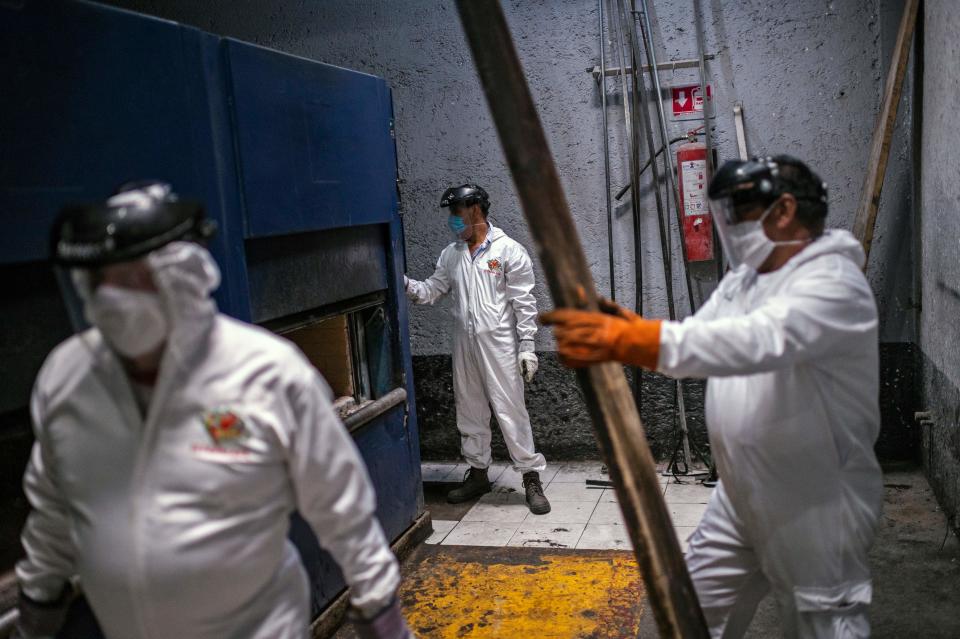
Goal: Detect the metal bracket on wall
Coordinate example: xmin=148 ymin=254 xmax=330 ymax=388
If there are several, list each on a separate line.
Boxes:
xmin=733 ymin=102 xmax=748 ymax=160
xmin=587 ymin=54 xmax=715 ymax=80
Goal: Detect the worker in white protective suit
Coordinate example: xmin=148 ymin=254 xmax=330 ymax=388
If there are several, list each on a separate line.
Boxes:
xmin=14 ymin=182 xmax=413 ymax=639
xmin=404 ymin=184 xmax=550 ymax=514
xmin=543 ymin=156 xmax=882 ymax=638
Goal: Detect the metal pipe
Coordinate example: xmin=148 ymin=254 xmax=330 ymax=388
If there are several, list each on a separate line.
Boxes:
xmin=343 ymin=387 xmax=407 ymax=434
xmin=617 ymin=0 xmax=675 ymax=323
xmin=598 ymin=0 xmax=616 ymax=302
xmin=692 ymin=0 xmax=724 ymax=282
xmin=610 ymin=5 xmax=632 ymax=160
xmin=611 ymin=0 xmax=643 ymax=317
xmin=586 ymin=54 xmax=716 ymax=78
xmin=617 ymin=0 xmax=691 ymax=469
xmin=626 ymin=0 xmax=695 ymax=472
xmin=634 ymin=0 xmax=697 ymax=316
xmin=610 ymin=0 xmax=644 ymax=404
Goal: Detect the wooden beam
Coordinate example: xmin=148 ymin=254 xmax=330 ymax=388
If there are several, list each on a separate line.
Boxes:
xmin=454 ymin=2 xmax=709 ymax=637
xmin=852 ymin=0 xmax=920 ymax=264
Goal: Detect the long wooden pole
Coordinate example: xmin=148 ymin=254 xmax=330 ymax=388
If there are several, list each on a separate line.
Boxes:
xmin=851 ymin=0 xmax=920 ymax=264
xmin=455 ymin=2 xmax=709 ymax=636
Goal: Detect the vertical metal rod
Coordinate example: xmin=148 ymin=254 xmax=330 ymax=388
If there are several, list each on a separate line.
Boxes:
xmin=611 ymin=7 xmax=633 ymax=163
xmin=733 ymin=103 xmax=748 ymax=159
xmin=610 ymin=0 xmax=644 ymax=405
xmin=635 ymin=0 xmax=697 ymax=316
xmin=598 ymin=0 xmax=616 ymax=303
xmin=616 ymin=0 xmax=673 ymax=322
xmin=692 ymin=0 xmax=725 ymax=282
xmin=453 ymin=3 xmax=709 ymax=635
xmin=693 ymin=0 xmax=714 ymax=182
xmin=631 ymin=0 xmax=695 ymax=472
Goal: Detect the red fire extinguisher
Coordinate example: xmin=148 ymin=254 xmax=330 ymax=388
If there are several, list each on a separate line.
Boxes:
xmin=676 ymin=130 xmax=714 ymax=262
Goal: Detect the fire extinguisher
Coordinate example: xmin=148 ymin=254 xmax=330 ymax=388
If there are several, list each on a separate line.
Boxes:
xmin=676 ymin=130 xmax=714 ymax=262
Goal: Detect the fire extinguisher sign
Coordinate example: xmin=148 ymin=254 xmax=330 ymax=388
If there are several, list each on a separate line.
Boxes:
xmin=671 ymin=84 xmax=713 ymax=121
xmin=680 ymin=159 xmax=707 ymax=217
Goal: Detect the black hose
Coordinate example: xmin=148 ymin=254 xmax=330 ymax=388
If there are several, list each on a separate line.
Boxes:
xmin=614 ymin=133 xmax=701 ymax=201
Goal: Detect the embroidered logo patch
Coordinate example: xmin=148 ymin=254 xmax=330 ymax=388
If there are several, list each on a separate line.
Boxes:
xmin=201 ymin=409 xmax=247 ymax=445
xmin=486 ymin=258 xmax=502 ymax=273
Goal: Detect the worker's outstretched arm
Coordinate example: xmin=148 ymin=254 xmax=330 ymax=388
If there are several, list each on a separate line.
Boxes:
xmin=505 ymin=245 xmax=538 ymax=346
xmin=16 ymin=387 xmax=76 ymax=637
xmin=658 ymin=264 xmax=877 ymax=378
xmin=287 ymin=366 xmax=402 ymax=620
xmin=404 ymin=252 xmax=451 ymax=305
xmin=543 ymin=261 xmax=876 ymax=378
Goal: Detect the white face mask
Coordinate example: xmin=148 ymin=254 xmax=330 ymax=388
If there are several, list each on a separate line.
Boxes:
xmin=85 ymin=285 xmax=168 ymax=358
xmin=714 ymin=199 xmax=808 ymax=270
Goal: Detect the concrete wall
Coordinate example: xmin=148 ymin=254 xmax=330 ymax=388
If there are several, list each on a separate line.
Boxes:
xmin=97 ymin=0 xmax=917 ymax=461
xmin=919 ymin=0 xmax=960 ymax=533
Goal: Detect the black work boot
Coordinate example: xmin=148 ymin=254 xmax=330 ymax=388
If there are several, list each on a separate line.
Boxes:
xmin=523 ymin=471 xmax=551 ymax=515
xmin=446 ymin=466 xmax=491 ymax=504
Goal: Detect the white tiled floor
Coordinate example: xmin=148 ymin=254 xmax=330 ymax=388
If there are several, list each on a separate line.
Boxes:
xmin=576 ymin=523 xmax=631 ymax=550
xmin=424 ymin=462 xmax=714 ymax=549
xmin=441 ymin=521 xmax=520 ymax=546
xmin=663 ymin=481 xmax=714 ymax=504
xmin=461 ymin=493 xmax=530 ymax=523
xmin=424 ymin=519 xmax=458 ymax=545
xmin=507 ymin=521 xmax=586 ymax=549
xmin=587 ymin=501 xmax=625 ymax=525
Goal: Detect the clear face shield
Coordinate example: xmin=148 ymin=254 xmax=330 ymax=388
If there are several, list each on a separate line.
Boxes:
xmin=53 ymin=266 xmax=93 ymax=334
xmin=708 ymin=195 xmax=782 ymax=270
xmin=708 ymin=195 xmax=742 ymax=267
xmin=709 ymin=195 xmax=810 ymax=271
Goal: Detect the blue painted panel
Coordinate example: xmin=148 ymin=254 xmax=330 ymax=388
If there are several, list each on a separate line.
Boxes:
xmin=0 ymin=2 xmax=201 ymax=260
xmin=0 ymin=1 xmax=252 ymax=319
xmin=1 ymin=1 xmax=422 ymax=625
xmin=225 ymin=41 xmax=397 ymax=237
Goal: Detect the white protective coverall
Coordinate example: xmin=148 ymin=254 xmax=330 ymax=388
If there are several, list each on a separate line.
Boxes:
xmin=405 ymin=225 xmax=546 ymax=473
xmin=656 ymin=230 xmax=882 ymax=638
xmin=17 ymin=243 xmax=400 ymax=639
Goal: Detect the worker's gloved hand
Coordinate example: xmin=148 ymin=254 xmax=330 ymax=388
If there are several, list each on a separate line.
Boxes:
xmin=349 ymin=598 xmax=414 ymax=639
xmin=539 ymin=299 xmax=662 ymax=369
xmin=14 ymin=585 xmax=72 ymax=639
xmin=403 ymin=275 xmax=411 ymax=292
xmin=518 ymin=340 xmax=538 ymax=382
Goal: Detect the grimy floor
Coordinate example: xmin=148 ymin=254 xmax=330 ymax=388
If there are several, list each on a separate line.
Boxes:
xmin=335 ymin=462 xmax=959 ymax=638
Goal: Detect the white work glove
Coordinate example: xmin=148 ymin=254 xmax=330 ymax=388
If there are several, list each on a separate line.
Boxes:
xmin=518 ymin=340 xmax=538 ymax=382
xmin=403 ymin=275 xmax=411 ymax=292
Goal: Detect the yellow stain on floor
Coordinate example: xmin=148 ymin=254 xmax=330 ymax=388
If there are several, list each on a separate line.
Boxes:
xmin=399 ymin=548 xmax=644 ymax=638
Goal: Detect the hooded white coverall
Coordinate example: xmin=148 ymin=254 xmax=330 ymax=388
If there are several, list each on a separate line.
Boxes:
xmin=17 ymin=243 xmax=400 ymax=639
xmin=656 ymin=230 xmax=882 ymax=638
xmin=405 ymin=225 xmax=546 ymax=473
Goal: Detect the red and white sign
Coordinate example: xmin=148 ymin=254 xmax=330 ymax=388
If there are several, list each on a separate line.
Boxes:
xmin=671 ymin=84 xmax=712 ymax=119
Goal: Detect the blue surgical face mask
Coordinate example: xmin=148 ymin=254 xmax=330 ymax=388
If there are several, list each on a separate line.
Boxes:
xmin=447 ymin=214 xmax=467 ymax=236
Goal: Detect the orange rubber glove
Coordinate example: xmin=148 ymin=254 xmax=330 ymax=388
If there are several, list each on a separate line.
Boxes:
xmin=540 ymin=299 xmax=662 ymax=369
